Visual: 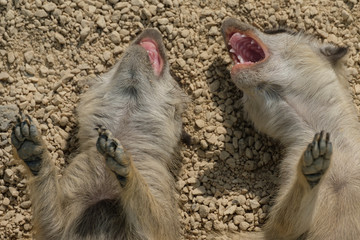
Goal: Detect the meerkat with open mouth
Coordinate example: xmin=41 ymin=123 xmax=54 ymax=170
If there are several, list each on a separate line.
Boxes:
xmin=220 ymin=18 xmax=360 ymax=240
xmin=11 ymin=29 xmax=187 ymax=240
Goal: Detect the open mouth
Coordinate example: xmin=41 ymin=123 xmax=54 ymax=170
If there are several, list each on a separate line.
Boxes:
xmin=227 ymin=31 xmax=268 ymax=71
xmin=139 ymin=39 xmax=163 ymax=76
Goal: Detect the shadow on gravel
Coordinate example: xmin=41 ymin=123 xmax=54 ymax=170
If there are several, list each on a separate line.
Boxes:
xmin=61 ymin=78 xmax=91 ymax=168
xmin=189 ymin=56 xmax=281 ymax=225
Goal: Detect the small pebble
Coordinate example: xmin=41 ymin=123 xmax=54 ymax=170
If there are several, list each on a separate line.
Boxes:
xmin=43 ymin=2 xmax=56 ymax=12
xmin=54 ymin=33 xmax=66 ymax=44
xmin=109 ymin=31 xmax=121 ymax=44
xmin=80 ymin=27 xmax=91 ymax=40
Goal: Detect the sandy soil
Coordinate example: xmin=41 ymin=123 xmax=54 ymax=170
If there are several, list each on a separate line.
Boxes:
xmin=0 ymin=0 xmax=359 ymax=239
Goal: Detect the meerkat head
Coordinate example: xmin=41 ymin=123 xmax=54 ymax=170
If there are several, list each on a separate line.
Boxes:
xmin=133 ymin=29 xmax=168 ymax=77
xmin=221 ymin=18 xmax=270 ymax=74
xmin=221 ymin=18 xmax=348 ymax=91
xmin=114 ymin=28 xmax=170 ymax=83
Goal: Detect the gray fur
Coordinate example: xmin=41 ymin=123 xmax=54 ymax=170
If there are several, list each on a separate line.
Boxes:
xmin=11 ymin=29 xmax=187 ymax=240
xmin=221 ymin=18 xmax=360 ymax=240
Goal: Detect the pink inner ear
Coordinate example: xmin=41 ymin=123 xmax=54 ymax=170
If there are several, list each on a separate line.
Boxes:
xmin=139 ymin=40 xmax=162 ymax=76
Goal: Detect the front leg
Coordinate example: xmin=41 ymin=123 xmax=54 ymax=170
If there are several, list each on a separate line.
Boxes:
xmin=95 ymin=127 xmax=178 ymax=239
xmin=96 ymin=127 xmax=131 ymax=187
xmin=11 ymin=114 xmax=47 ymax=175
xmin=302 ymin=131 xmax=332 ymax=188
xmin=11 ymin=114 xmax=64 ymax=239
xmin=266 ymin=131 xmax=332 ymax=239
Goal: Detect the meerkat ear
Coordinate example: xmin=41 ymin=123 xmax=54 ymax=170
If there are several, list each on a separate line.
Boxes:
xmin=320 ymin=45 xmax=348 ymax=64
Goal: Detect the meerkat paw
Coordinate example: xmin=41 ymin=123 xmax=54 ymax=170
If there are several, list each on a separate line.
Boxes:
xmin=11 ymin=114 xmax=45 ymax=175
xmin=302 ymin=131 xmax=332 ymax=188
xmin=96 ymin=127 xmax=131 ymax=187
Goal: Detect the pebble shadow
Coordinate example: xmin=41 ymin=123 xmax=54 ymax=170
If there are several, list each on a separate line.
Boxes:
xmin=190 ymin=56 xmax=282 ymax=227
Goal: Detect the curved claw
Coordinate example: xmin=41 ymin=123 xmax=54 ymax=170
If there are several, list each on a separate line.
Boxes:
xmin=96 ymin=126 xmax=131 ymax=187
xmin=302 ymin=131 xmax=332 ymax=188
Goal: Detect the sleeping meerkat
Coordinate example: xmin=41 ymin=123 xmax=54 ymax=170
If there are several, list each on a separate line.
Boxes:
xmin=11 ymin=29 xmax=187 ymax=240
xmin=220 ymin=18 xmax=360 ymax=240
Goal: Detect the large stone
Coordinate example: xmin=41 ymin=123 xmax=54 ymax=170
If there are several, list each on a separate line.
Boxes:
xmin=239 ymin=221 xmax=250 ymax=230
xmin=198 ymin=205 xmax=209 ymax=218
xmin=224 ymin=205 xmax=237 ymax=215
xmin=192 ymin=186 xmax=206 ymax=195
xmin=34 ymin=9 xmax=48 ymax=18
xmin=0 ymin=105 xmax=18 ymax=131
xmin=0 ymin=72 xmax=10 ymax=81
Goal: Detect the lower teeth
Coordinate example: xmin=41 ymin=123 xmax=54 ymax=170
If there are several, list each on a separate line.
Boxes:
xmin=237 ymin=55 xmax=244 ymax=63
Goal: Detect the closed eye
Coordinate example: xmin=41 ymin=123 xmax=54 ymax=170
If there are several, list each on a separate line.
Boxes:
xmin=264 ymin=28 xmax=296 ymax=35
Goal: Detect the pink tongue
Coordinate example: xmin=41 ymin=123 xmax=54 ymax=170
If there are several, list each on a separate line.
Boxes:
xmin=229 ymin=33 xmax=244 ymax=52
xmin=139 ymin=40 xmax=161 ymax=76
xmin=228 ymin=33 xmax=265 ymax=63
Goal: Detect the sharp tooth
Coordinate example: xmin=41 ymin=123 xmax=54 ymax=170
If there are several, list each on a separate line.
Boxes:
xmin=237 ymin=55 xmax=244 ymax=63
xmin=230 ymin=48 xmax=236 ymax=53
xmin=251 ymin=40 xmax=255 ymax=45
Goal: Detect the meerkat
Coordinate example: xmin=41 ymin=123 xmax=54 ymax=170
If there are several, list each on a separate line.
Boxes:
xmin=11 ymin=29 xmax=187 ymax=240
xmin=219 ymin=18 xmax=360 ymax=240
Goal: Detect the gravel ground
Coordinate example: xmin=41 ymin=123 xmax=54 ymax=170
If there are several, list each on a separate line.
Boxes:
xmin=0 ymin=0 xmax=359 ymax=239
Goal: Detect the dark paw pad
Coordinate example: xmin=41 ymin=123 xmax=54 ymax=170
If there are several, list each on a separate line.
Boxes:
xmin=11 ymin=114 xmax=44 ymax=175
xmin=96 ymin=127 xmax=130 ymax=187
xmin=302 ymin=131 xmax=332 ymax=188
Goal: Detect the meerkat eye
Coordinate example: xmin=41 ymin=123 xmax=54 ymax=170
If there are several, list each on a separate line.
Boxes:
xmin=264 ymin=28 xmax=297 ymax=35
xmin=264 ymin=29 xmax=288 ymax=34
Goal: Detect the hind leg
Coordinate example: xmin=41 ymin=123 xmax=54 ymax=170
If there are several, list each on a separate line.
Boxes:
xmin=11 ymin=114 xmax=63 ymax=239
xmin=265 ymin=131 xmax=332 ymax=239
